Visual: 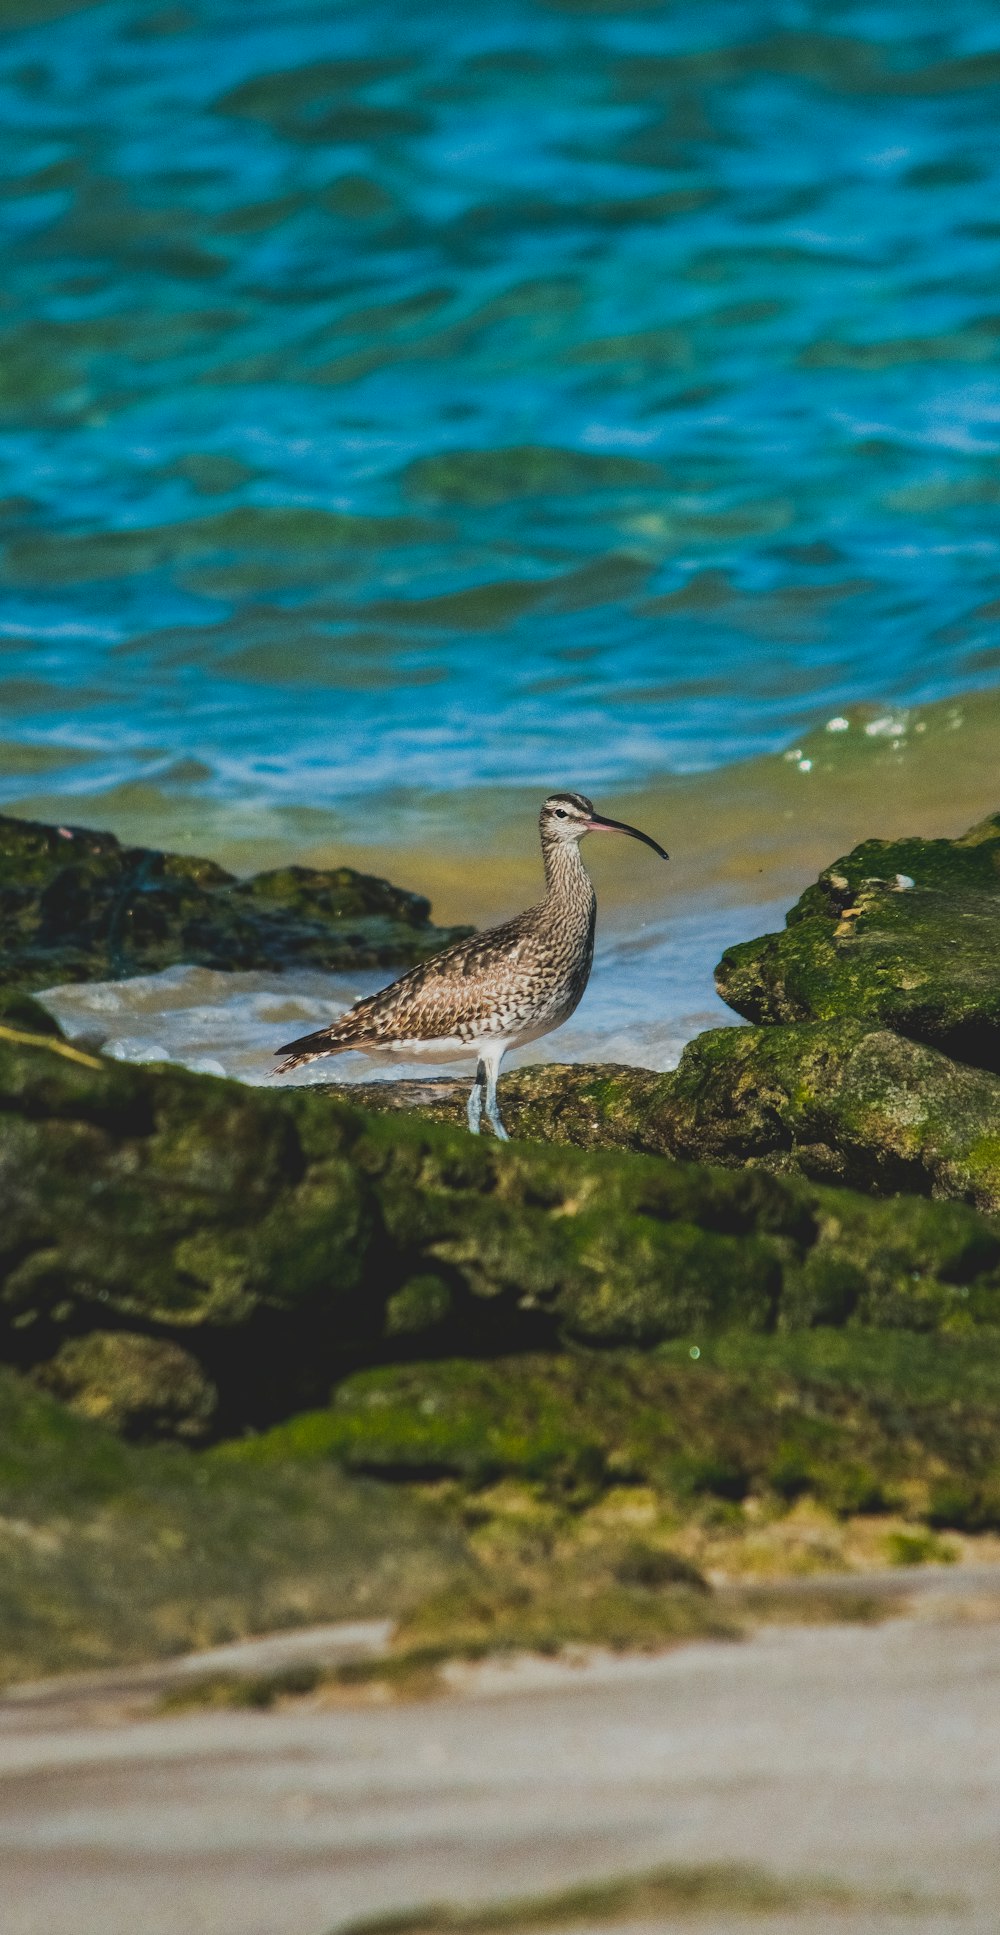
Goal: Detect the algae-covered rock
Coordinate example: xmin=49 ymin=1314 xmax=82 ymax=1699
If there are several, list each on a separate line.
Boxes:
xmin=3 ymin=1019 xmax=1000 ymax=1441
xmin=0 ymin=811 xmax=470 ymax=991
xmin=716 ymin=814 xmax=1000 ymax=1071
xmin=662 ymin=1019 xmax=1000 ymax=1210
xmin=340 ymin=1062 xmax=670 ymax=1153
xmin=0 ymin=982 xmax=73 ymax=1040
xmin=34 ymin=1332 xmax=218 ymax=1442
xmin=242 ymin=1331 xmax=1000 ymax=1532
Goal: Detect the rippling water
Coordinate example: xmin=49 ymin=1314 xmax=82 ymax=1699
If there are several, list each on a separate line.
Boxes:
xmin=4 ymin=0 xmax=1000 ymax=1070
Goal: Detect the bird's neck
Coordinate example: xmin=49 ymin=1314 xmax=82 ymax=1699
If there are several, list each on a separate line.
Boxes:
xmin=541 ymin=835 xmax=596 ymax=915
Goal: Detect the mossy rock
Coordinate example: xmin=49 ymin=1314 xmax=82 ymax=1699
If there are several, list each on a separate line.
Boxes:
xmin=339 ymin=1062 xmax=670 ymax=1153
xmin=716 ymin=813 xmax=1000 ymax=1071
xmin=664 ymin=1018 xmax=1000 ymax=1212
xmin=5 ymin=1020 xmax=1000 ymax=1442
xmin=342 ymin=1041 xmax=1000 ymax=1219
xmin=34 ymin=1331 xmax=218 ymax=1442
xmin=235 ymin=1333 xmax=1000 ymax=1533
xmin=0 ymin=811 xmax=471 ymax=990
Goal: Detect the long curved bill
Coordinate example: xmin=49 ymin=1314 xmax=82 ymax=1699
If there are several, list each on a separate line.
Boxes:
xmin=584 ymin=813 xmax=669 ymax=860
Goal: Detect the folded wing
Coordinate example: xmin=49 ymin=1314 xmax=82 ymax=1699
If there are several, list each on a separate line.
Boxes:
xmin=275 ymin=913 xmax=534 ymax=1070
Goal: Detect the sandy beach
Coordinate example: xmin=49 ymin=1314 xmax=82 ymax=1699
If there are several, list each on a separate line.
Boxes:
xmin=2 ymin=1572 xmax=1000 ymax=1935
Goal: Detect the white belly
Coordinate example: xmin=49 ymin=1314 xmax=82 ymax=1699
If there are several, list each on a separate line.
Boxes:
xmin=366 ymin=1035 xmax=501 ymax=1065
xmin=359 ymin=1016 xmax=559 ymax=1066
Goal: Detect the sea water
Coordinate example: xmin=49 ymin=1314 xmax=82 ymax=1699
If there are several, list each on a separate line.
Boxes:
xmin=3 ymin=0 xmax=1000 ymax=1076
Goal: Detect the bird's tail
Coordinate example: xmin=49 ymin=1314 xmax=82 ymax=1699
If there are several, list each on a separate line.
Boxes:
xmin=274 ymin=1020 xmax=354 ymax=1074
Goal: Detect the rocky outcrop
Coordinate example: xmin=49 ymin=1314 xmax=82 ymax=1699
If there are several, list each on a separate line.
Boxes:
xmin=0 ymin=1359 xmax=464 ymax=1683
xmin=663 ymin=1019 xmax=1000 ymax=1210
xmin=0 ymin=811 xmax=470 ymax=990
xmin=347 ymin=812 xmax=1000 ymax=1214
xmin=339 ymin=1063 xmax=669 ymax=1152
xmin=253 ymin=1346 xmax=1000 ymax=1531
xmin=340 ymin=1025 xmax=1000 ymax=1214
xmin=6 ymin=805 xmax=1000 ymax=1681
xmin=4 ymin=1000 xmax=1000 ymax=1445
xmin=716 ymin=814 xmax=1000 ymax=1070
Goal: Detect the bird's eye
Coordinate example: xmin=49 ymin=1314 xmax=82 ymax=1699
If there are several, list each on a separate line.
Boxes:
xmin=554 ymin=808 xmax=568 ymax=819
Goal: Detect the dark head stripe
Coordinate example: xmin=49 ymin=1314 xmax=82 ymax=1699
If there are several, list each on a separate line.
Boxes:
xmin=543 ymin=791 xmax=593 ymax=814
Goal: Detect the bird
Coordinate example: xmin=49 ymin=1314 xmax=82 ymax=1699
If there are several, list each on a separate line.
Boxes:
xmin=274 ymin=791 xmax=668 ymax=1140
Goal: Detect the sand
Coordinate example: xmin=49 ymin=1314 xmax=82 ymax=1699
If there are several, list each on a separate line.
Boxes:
xmin=2 ymin=1570 xmax=999 ymax=1935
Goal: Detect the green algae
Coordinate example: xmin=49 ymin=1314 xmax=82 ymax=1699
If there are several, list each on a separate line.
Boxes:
xmin=7 ymin=1012 xmax=1000 ymax=1441
xmin=216 ymin=59 xmax=422 ymax=143
xmin=167 ymin=452 xmax=256 ymax=496
xmin=234 ymin=1334 xmax=1000 ymax=1535
xmin=4 ymin=1011 xmax=1000 ymax=1676
xmin=2 ymin=505 xmax=438 ymax=588
xmin=0 ymin=0 xmax=93 ymax=22
xmin=368 ymin=577 xmax=551 ymax=631
xmin=35 ymin=1331 xmax=218 ymax=1442
xmin=388 ymin=1574 xmax=729 ymax=1664
xmin=346 ymin=1037 xmax=1000 ymax=1216
xmin=341 ymin=1063 xmax=668 ymax=1152
xmin=801 ymin=319 xmax=1000 ymax=367
xmin=366 ymin=555 xmax=649 ymax=631
xmin=160 ymin=1569 xmax=724 ymax=1711
xmin=641 ymin=566 xmax=874 ymax=638
xmin=5 ymin=804 xmax=1000 ymax=1680
xmin=401 ymin=445 xmax=662 ymax=507
xmin=0 ymin=810 xmax=470 ymax=988
xmin=716 ymin=813 xmax=1000 ymax=1071
xmin=662 ymin=1019 xmax=1000 ymax=1210
xmin=323 ymin=173 xmax=400 ymax=221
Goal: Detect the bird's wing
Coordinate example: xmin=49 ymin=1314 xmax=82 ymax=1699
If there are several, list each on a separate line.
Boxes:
xmin=276 ymin=911 xmax=537 ymax=1067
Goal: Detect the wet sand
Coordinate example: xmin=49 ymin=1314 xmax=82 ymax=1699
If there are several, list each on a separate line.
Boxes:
xmin=2 ymin=1572 xmax=1000 ymax=1935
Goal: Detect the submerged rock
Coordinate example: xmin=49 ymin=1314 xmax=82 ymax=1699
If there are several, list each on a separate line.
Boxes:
xmin=0 ymin=811 xmax=470 ymax=991
xmin=717 ymin=814 xmax=1000 ymax=1071
xmin=401 ymin=443 xmax=663 ymax=507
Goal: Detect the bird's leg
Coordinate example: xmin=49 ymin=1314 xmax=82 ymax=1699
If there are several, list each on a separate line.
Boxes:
xmin=467 ymin=1060 xmax=485 ymax=1134
xmin=482 ymin=1049 xmax=509 ymax=1142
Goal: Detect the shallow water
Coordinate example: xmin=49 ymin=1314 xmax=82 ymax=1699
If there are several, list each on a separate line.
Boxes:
xmin=5 ymin=0 xmax=1000 ymax=1066
xmin=43 ymin=897 xmax=782 ymax=1082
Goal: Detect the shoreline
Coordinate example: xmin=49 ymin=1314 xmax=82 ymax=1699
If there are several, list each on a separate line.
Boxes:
xmin=7 ymin=685 xmax=1000 ymax=931
xmin=6 ymin=1558 xmax=1000 ymax=1728
xmin=2 ymin=1588 xmax=998 ymax=1935
xmin=3 ymin=806 xmax=1000 ymax=1701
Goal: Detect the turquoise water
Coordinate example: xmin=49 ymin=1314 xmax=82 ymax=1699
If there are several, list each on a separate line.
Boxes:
xmin=7 ymin=1 xmax=1000 ymax=1075
xmin=2 ymin=0 xmax=1000 ymax=835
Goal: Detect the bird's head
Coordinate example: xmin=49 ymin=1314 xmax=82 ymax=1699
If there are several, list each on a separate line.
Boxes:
xmin=540 ymin=792 xmax=669 ymax=860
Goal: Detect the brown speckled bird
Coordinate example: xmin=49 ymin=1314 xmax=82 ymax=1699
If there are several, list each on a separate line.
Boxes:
xmin=275 ymin=791 xmax=668 ymax=1139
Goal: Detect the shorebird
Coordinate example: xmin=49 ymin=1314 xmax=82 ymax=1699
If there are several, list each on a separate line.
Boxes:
xmin=274 ymin=791 xmax=668 ymax=1139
